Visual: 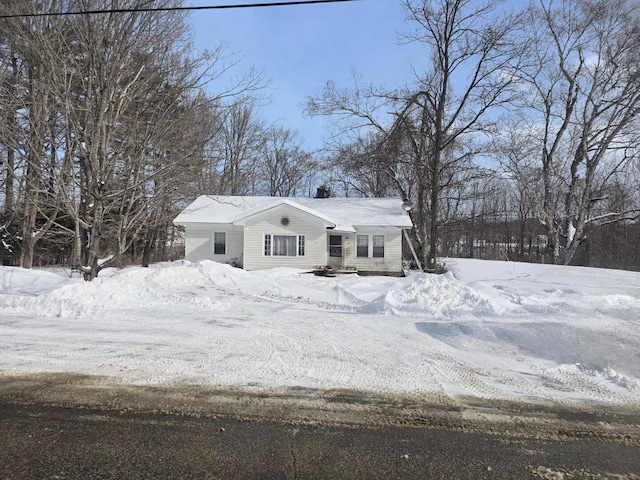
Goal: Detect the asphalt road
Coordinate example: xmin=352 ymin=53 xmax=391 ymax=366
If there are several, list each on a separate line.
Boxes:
xmin=0 ymin=375 xmax=639 ymax=479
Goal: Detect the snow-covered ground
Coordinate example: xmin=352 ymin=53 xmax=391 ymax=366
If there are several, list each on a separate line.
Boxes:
xmin=1 ymin=258 xmax=639 ymax=410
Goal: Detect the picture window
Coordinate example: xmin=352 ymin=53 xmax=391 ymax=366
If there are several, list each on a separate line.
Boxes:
xmin=264 ymin=234 xmax=305 ymax=256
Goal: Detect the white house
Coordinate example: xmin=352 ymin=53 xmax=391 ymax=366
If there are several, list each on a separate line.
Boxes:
xmin=173 ymin=195 xmax=414 ymax=276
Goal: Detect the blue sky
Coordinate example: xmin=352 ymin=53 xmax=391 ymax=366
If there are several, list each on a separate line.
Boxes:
xmin=187 ymin=0 xmax=422 ymax=152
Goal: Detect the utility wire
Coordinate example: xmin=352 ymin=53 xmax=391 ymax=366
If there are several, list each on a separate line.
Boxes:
xmin=0 ymin=0 xmax=360 ymax=19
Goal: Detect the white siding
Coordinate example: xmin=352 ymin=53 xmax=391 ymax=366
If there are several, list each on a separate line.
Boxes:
xmin=344 ymin=227 xmax=404 ymax=274
xmin=181 ymin=211 xmax=406 ymax=275
xmin=242 ymin=204 xmax=327 ymax=270
xmin=183 ymin=223 xmax=244 ymax=265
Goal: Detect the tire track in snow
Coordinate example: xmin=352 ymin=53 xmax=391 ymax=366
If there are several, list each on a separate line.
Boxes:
xmin=425 ymin=350 xmax=506 ymax=400
xmin=270 ymin=320 xmax=356 ymax=389
xmin=531 ymin=365 xmax=640 ymax=406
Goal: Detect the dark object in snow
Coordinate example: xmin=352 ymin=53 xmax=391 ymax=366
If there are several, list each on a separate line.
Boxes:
xmin=311 ymin=265 xmax=336 ymax=277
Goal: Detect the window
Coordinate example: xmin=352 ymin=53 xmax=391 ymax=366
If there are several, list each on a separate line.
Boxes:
xmin=264 ymin=234 xmax=305 ymax=256
xmin=214 ymin=232 xmax=226 ymax=255
xmin=372 ymin=235 xmax=385 ymax=258
xmin=356 ymin=235 xmax=369 ymax=257
xmin=273 ymin=235 xmax=296 ymax=256
xmin=356 ymin=234 xmax=385 ymax=258
xmin=264 ymin=235 xmax=272 ymax=256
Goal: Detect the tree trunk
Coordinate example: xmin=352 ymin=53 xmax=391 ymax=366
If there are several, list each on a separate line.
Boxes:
xmin=141 ymin=231 xmax=155 ymax=268
xmin=5 ymin=150 xmax=15 ymax=216
xmin=82 ymin=198 xmax=103 ymax=281
xmin=20 ymin=155 xmax=39 ymax=268
xmin=4 ymin=57 xmax=18 ymax=215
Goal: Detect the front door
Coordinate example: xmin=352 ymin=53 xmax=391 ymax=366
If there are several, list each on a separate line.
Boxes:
xmin=328 ymin=235 xmax=343 ymax=268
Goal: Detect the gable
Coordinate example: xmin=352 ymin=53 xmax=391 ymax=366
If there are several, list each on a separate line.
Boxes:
xmin=232 ymin=199 xmax=337 ymax=229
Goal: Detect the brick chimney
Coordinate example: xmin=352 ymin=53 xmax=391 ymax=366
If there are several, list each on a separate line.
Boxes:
xmin=314 ymin=185 xmax=330 ymax=198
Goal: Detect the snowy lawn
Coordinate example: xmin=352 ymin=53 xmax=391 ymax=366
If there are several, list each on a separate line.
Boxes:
xmin=0 ymin=258 xmax=639 ymax=410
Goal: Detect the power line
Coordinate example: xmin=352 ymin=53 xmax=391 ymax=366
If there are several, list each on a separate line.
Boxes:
xmin=0 ymin=0 xmax=360 ymax=19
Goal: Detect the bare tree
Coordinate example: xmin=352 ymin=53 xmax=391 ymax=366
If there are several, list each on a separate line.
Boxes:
xmin=52 ymin=1 xmax=263 ymax=278
xmin=0 ymin=0 xmax=264 ymax=277
xmin=0 ymin=0 xmax=71 ymax=268
xmin=0 ymin=53 xmax=19 ymax=218
xmin=215 ymin=98 xmax=265 ymax=195
xmin=501 ymin=0 xmax=640 ymax=265
xmin=398 ymin=0 xmax=524 ymax=270
xmin=308 ymin=0 xmax=522 ymax=270
xmin=255 ymin=127 xmax=315 ymax=196
xmin=325 ymin=131 xmax=402 ymax=198
xmin=0 ymin=34 xmax=22 ymax=264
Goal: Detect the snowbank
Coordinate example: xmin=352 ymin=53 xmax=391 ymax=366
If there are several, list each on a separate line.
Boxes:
xmin=1 ymin=259 xmax=639 ymax=408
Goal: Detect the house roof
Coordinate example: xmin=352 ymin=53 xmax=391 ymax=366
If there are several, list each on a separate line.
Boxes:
xmin=173 ymin=195 xmax=413 ymax=231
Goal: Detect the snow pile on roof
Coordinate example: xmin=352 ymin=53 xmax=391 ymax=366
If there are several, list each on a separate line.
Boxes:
xmin=173 ymin=195 xmax=413 ymax=229
xmin=1 ymin=259 xmax=639 ymax=408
